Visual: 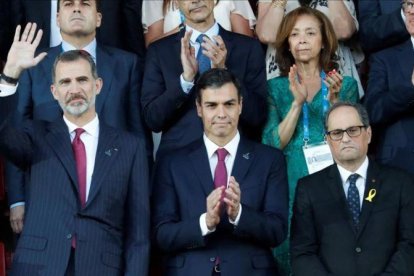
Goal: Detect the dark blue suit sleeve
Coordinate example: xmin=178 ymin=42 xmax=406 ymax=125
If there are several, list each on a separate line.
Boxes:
xmin=141 ymin=43 xmax=191 ymax=133
xmin=124 ymin=139 xmax=150 ymax=275
xmin=152 ymin=156 xmax=206 ymax=253
xmin=364 ymin=52 xmax=414 ymax=126
xmin=359 ymin=2 xmax=409 ymax=53
xmin=233 ymin=150 xmax=288 ymax=248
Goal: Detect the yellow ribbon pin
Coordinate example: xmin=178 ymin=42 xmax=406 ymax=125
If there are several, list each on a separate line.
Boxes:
xmin=365 ymin=189 xmax=376 ymax=202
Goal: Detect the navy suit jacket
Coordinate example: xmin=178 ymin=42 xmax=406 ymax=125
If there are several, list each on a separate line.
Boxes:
xmin=291 ymin=161 xmax=414 ymax=276
xmin=141 ymin=27 xmax=268 ymax=158
xmin=152 ymin=137 xmax=288 ymax=276
xmin=359 ymin=0 xmax=409 ymax=53
xmin=364 ymin=39 xmax=414 ymax=174
xmin=6 ymin=44 xmax=149 ymax=205
xmin=10 ymin=0 xmax=146 ymax=58
xmin=0 ymin=112 xmax=150 ymax=275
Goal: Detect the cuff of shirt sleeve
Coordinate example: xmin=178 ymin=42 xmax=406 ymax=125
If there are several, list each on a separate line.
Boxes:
xmin=180 ymin=74 xmax=194 ymax=94
xmin=228 ymin=204 xmax=242 ymax=226
xmin=200 ymin=213 xmax=216 ymax=236
xmin=0 ymin=83 xmax=18 ymax=97
xmin=10 ymin=202 xmax=25 ymax=209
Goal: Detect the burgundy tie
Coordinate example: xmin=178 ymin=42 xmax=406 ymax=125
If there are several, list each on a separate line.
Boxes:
xmin=72 ymin=128 xmax=87 ymax=208
xmin=214 ymin=148 xmax=228 ymax=189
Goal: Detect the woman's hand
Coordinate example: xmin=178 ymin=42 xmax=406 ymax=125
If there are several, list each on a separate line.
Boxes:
xmin=324 ymin=69 xmax=343 ymax=104
xmin=288 ymin=64 xmax=308 ymax=106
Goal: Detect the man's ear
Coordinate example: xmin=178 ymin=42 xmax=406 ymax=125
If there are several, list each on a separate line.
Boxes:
xmin=50 ymin=84 xmax=58 ymax=100
xmin=95 ymin=78 xmax=103 ymax=95
xmin=196 ymin=99 xmax=202 ymax=118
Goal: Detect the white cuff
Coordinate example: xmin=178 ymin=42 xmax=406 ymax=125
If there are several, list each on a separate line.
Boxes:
xmin=10 ymin=201 xmax=25 ymax=209
xmin=0 ymin=83 xmax=18 ymax=97
xmin=180 ymin=74 xmax=194 ymax=94
xmin=199 ymin=213 xmax=216 ymax=236
xmin=229 ymin=204 xmax=242 ymax=226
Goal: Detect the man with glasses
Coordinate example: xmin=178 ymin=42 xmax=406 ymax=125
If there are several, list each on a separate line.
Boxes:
xmin=290 ymin=102 xmax=414 ymax=276
xmin=364 ymin=0 xmax=414 ymax=176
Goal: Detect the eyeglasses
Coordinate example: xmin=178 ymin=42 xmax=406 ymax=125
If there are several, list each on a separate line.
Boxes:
xmin=402 ymin=1 xmax=414 ymax=11
xmin=326 ymin=125 xmax=367 ymax=141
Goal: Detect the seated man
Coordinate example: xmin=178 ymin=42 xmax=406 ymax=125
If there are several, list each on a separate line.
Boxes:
xmin=291 ymin=102 xmax=414 ymax=276
xmin=152 ymin=68 xmax=288 ymax=275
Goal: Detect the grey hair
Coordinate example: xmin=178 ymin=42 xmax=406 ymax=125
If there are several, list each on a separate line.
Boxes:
xmin=325 ymin=101 xmax=370 ymax=130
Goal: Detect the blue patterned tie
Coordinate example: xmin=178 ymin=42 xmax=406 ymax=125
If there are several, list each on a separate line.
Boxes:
xmin=196 ymin=34 xmax=211 ymax=74
xmin=347 ymin=174 xmax=360 ymax=226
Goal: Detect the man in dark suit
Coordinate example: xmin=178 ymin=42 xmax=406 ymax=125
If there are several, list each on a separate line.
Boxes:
xmin=2 ymin=0 xmax=150 ymax=235
xmin=359 ymin=0 xmax=410 ymax=53
xmin=0 ymin=24 xmax=149 ymax=275
xmin=364 ymin=1 xmax=414 ymax=175
xmin=9 ymin=0 xmax=146 ymax=58
xmin=152 ymin=69 xmax=288 ymax=275
xmin=141 ymin=0 xmax=267 ymax=159
xmin=290 ymin=102 xmax=414 ymax=276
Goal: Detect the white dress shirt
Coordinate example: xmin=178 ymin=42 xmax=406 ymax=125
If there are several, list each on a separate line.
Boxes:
xmin=337 ymin=157 xmax=369 ymax=209
xmin=199 ymin=132 xmax=242 ymax=236
xmin=64 ymin=114 xmax=99 ymax=201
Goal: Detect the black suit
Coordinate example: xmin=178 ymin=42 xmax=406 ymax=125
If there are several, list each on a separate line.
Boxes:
xmin=10 ymin=0 xmax=145 ymax=58
xmin=291 ymin=161 xmax=414 ymax=276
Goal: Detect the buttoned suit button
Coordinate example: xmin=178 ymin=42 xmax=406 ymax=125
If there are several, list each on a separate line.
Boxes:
xmin=355 ymin=247 xmax=362 ymax=253
xmin=66 ymin=234 xmax=72 ymax=239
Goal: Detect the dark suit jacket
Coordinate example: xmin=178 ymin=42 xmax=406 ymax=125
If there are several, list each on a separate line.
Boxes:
xmin=0 ymin=112 xmax=150 ymax=275
xmin=0 ymin=0 xmax=13 ymax=62
xmin=152 ymin=137 xmax=288 ymax=276
xmin=6 ymin=43 xmax=149 ymax=205
xmin=359 ymin=0 xmax=409 ymax=53
xmin=364 ymin=39 xmax=414 ymax=175
xmin=141 ymin=27 xmax=267 ymax=158
xmin=290 ymin=161 xmax=414 ymax=276
xmin=10 ymin=0 xmax=146 ymax=58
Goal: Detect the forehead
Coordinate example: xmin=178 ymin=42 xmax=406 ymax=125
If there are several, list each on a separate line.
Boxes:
xmin=55 ymin=59 xmax=92 ymax=78
xmin=328 ymin=106 xmax=362 ymax=129
xmin=200 ymin=83 xmax=238 ymax=102
xmin=292 ymin=14 xmax=320 ymax=29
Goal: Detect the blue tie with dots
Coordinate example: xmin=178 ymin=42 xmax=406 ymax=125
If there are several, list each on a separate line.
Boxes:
xmin=347 ymin=174 xmax=360 ymax=226
xmin=196 ymin=34 xmax=211 ymax=74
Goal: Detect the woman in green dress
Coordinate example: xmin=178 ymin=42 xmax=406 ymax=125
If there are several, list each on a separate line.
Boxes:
xmin=262 ymin=7 xmax=358 ymax=275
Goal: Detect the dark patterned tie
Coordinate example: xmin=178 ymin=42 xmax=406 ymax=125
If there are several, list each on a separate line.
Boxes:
xmin=72 ymin=128 xmax=87 ymax=208
xmin=214 ymin=148 xmax=228 ymax=190
xmin=347 ymin=173 xmax=360 ymax=226
xmin=196 ymin=34 xmax=211 ymax=74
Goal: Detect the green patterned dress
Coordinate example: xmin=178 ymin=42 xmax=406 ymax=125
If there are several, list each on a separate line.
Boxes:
xmin=262 ymin=76 xmax=358 ymax=275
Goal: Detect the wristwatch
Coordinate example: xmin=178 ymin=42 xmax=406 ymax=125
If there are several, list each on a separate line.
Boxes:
xmin=0 ymin=73 xmax=18 ymax=85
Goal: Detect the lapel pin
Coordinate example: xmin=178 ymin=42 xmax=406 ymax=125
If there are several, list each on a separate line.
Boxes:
xmin=242 ymin=153 xmax=250 ymax=160
xmin=365 ymin=189 xmax=376 ymax=202
xmin=105 ymin=149 xmax=112 ymax=156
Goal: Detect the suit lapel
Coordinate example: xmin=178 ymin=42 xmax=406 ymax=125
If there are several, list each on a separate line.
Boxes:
xmin=188 ymin=140 xmax=214 ymax=197
xmin=231 ymin=138 xmax=254 ymax=184
xmin=45 ymin=119 xmax=78 ymax=191
xmin=356 ymin=161 xmax=382 ymax=239
xmin=86 ymin=124 xmax=118 ymax=206
xmin=95 ymin=45 xmax=115 ymax=115
xmin=326 ymin=165 xmax=358 ymax=233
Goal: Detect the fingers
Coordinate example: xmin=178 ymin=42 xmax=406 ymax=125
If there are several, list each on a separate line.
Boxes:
xmin=200 ymin=35 xmax=227 ymax=67
xmin=224 ymin=177 xmax=241 ymax=220
xmin=34 ymin=52 xmax=48 ymax=66
xmin=26 ymin=22 xmax=38 ymax=44
xmin=10 ymin=219 xmax=23 ymax=234
xmin=207 ymin=186 xmax=224 ymax=213
xmin=10 ymin=206 xmax=25 ymax=234
xmin=13 ymin=25 xmax=22 ymax=43
xmin=324 ymin=69 xmax=343 ymax=94
xmin=32 ymin=28 xmax=43 ymax=48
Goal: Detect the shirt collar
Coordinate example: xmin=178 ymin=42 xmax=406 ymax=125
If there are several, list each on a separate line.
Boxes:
xmin=186 ymin=22 xmax=220 ymax=45
xmin=411 ymin=36 xmax=414 ymax=49
xmin=203 ymin=131 xmax=240 ymax=159
xmin=64 ymin=114 xmax=99 ymax=138
xmin=337 ymin=157 xmax=369 ymax=184
xmin=61 ymin=38 xmax=97 ymax=61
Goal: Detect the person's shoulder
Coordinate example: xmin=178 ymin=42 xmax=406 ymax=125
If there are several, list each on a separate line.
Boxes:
xmin=375 ymin=162 xmax=414 ymax=182
xmin=148 ymin=32 xmax=181 ymax=50
xmin=243 ymin=138 xmax=285 ymax=161
xmin=299 ymin=164 xmax=334 ymax=186
xmin=99 ymin=44 xmax=139 ymax=58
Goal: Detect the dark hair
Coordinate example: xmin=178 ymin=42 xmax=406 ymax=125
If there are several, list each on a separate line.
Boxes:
xmin=195 ymin=68 xmax=241 ymax=104
xmin=325 ymin=102 xmax=370 ymax=130
xmin=52 ymin=50 xmax=98 ymax=83
xmin=275 ymin=7 xmax=338 ymax=76
xmin=57 ymin=0 xmax=101 ymax=12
